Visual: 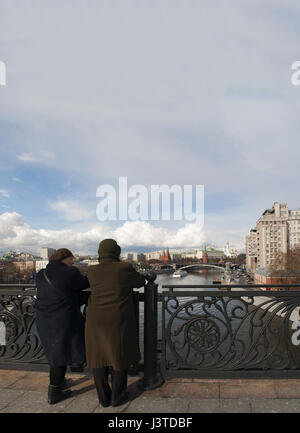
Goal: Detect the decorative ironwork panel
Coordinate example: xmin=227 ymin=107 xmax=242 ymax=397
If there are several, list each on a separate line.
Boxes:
xmin=0 ymin=287 xmax=144 ymax=369
xmin=0 ymin=289 xmax=46 ymax=364
xmin=161 ymin=291 xmax=300 ymax=373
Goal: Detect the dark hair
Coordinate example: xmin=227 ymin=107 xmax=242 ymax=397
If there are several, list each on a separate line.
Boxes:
xmin=49 ymin=248 xmax=74 ymax=262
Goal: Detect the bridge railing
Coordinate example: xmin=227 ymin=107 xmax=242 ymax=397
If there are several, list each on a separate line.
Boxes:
xmin=2 ymin=278 xmax=300 ymax=383
xmin=159 ymin=283 xmax=300 ymax=378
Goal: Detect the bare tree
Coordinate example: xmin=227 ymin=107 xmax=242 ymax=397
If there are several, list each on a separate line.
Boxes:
xmin=270 ymin=245 xmax=300 ymax=283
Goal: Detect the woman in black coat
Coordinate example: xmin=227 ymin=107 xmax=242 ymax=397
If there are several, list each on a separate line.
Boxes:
xmin=35 ymin=248 xmax=89 ymax=404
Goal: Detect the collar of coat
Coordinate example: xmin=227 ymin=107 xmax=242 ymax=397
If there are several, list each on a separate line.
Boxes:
xmin=47 ymin=260 xmax=67 ymax=267
xmin=98 ymin=253 xmax=120 ymax=262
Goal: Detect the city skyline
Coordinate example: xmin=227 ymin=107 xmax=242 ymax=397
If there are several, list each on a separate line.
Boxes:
xmin=1 ymin=2 xmax=300 ymax=254
xmin=0 ymin=242 xmax=236 ymax=258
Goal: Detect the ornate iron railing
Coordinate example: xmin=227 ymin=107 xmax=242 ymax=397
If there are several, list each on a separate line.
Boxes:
xmin=0 ymin=286 xmax=45 ymax=368
xmin=0 ymin=285 xmax=144 ymax=373
xmin=160 ymin=284 xmax=300 ymax=378
xmin=3 ymin=280 xmax=300 ymax=381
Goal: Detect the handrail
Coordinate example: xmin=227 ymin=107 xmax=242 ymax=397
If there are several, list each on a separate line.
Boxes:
xmin=162 ymin=284 xmax=300 ymax=289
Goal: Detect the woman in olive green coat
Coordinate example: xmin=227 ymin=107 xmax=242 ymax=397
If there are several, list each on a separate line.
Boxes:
xmin=85 ymin=239 xmax=145 ymax=407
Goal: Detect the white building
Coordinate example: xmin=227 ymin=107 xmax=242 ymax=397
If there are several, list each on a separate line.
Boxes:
xmin=35 ymin=260 xmax=49 ymax=272
xmin=40 ymin=247 xmax=56 ymax=260
xmin=181 ymin=250 xmax=203 ymax=259
xmin=81 ymin=259 xmax=99 ymax=266
xmin=223 ymin=242 xmax=238 ymax=258
xmin=246 ymin=202 xmax=300 ymax=271
xmin=145 ymin=251 xmax=161 ymax=260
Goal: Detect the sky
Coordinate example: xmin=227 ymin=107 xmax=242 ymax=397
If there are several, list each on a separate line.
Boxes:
xmin=0 ymin=0 xmax=300 ymax=255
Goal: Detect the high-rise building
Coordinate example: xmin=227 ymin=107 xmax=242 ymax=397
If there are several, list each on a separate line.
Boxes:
xmin=246 ymin=202 xmax=300 ymax=272
xmin=245 ymin=229 xmax=259 ymax=272
xmin=40 ymin=247 xmax=56 ymax=260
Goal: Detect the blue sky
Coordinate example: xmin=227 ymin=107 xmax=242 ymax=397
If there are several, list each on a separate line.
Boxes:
xmin=1 ymin=0 xmax=300 ymax=254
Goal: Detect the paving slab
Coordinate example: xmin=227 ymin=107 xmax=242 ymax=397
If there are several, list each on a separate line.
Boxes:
xmin=93 ymin=400 xmax=132 ymax=413
xmin=0 ymin=390 xmax=76 ymax=413
xmin=220 ymin=398 xmax=252 ymax=413
xmin=274 ymin=382 xmax=300 ymax=399
xmin=8 ymin=371 xmax=49 ymax=391
xmin=0 ymin=389 xmax=26 ymax=410
xmin=188 ymin=399 xmax=220 ymax=413
xmin=220 ymin=382 xmax=277 ymax=399
xmin=0 ymin=370 xmax=28 ymax=388
xmin=62 ymin=393 xmax=100 ymax=413
xmin=250 ymin=398 xmax=300 ymax=413
xmin=1 ymin=371 xmax=300 ymax=413
xmin=125 ymin=397 xmax=190 ymax=413
xmin=143 ymin=381 xmax=219 ymax=399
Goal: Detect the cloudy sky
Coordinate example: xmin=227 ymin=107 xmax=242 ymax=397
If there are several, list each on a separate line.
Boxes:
xmin=0 ymin=0 xmax=300 ymax=254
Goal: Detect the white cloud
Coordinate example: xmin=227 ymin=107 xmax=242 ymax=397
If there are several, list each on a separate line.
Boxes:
xmin=0 ymin=211 xmax=245 ymax=254
xmin=17 ymin=151 xmax=55 ymax=163
xmin=0 ymin=189 xmax=9 ymax=198
xmin=11 ymin=177 xmax=22 ymax=183
xmin=49 ymin=200 xmax=93 ymax=222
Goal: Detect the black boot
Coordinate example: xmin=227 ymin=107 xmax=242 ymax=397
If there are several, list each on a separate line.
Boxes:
xmin=111 ymin=391 xmax=130 ymax=407
xmin=48 ymin=384 xmax=72 ymax=405
xmin=57 ymin=378 xmax=73 ymax=390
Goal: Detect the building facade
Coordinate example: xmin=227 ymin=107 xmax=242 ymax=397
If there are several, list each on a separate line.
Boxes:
xmin=35 ymin=260 xmax=49 ymax=272
xmin=254 ymin=267 xmax=298 ymax=289
xmin=40 ymin=247 xmax=56 ymax=260
xmin=13 ymin=261 xmax=36 ymax=273
xmin=246 ymin=202 xmax=300 ymax=272
xmin=223 ymin=242 xmax=238 ymax=258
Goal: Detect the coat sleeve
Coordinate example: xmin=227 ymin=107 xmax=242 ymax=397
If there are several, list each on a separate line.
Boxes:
xmin=69 ymin=266 xmax=90 ymax=292
xmin=125 ymin=264 xmax=146 ymax=289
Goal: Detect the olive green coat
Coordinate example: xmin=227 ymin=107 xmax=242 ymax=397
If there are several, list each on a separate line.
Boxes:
xmin=85 ymin=255 xmax=145 ymax=370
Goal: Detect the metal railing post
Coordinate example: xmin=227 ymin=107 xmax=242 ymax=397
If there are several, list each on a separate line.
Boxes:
xmin=143 ymin=271 xmax=164 ymax=390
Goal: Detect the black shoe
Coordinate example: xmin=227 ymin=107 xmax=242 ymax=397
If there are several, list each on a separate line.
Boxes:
xmin=111 ymin=391 xmax=130 ymax=407
xmin=97 ymin=388 xmax=112 ymax=408
xmin=100 ymin=399 xmax=111 ymax=408
xmin=48 ymin=384 xmax=72 ymax=405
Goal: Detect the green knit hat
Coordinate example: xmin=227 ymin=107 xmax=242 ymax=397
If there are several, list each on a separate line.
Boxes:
xmin=98 ymin=238 xmax=121 ymax=258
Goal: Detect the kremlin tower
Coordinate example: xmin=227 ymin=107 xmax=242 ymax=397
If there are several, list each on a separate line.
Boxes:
xmin=160 ymin=248 xmax=171 ymax=263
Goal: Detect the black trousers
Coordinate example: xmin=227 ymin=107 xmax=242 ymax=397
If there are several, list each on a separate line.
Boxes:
xmin=92 ymin=367 xmax=128 ymax=406
xmin=49 ymin=366 xmax=67 ymax=386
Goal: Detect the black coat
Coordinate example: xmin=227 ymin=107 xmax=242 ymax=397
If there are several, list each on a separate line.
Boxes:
xmin=35 ymin=261 xmax=89 ymax=366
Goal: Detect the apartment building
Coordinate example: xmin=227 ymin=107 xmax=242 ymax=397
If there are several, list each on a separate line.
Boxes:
xmin=40 ymin=247 xmax=56 ymax=260
xmin=246 ymin=202 xmax=300 ymax=272
xmin=246 ymin=229 xmax=259 ymax=272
